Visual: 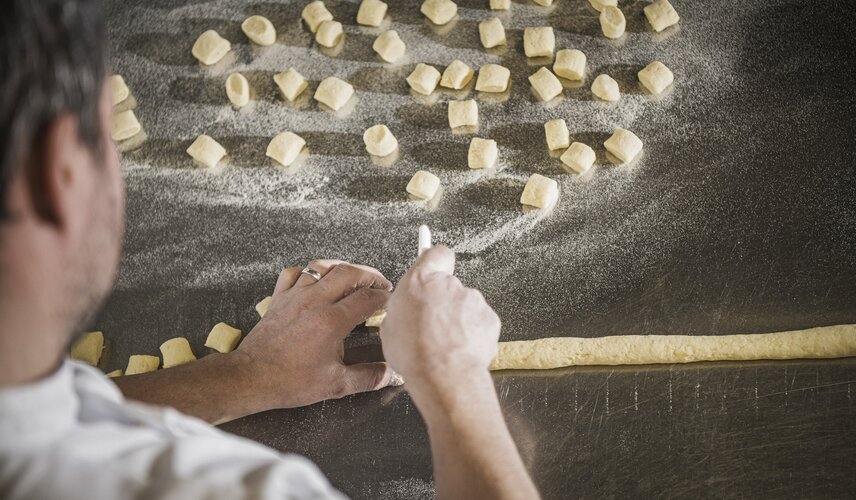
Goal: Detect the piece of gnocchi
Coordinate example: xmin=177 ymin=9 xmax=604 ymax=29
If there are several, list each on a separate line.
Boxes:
xmin=544 ymin=119 xmax=570 ymax=151
xmin=373 ymin=30 xmax=406 ymax=63
xmin=588 ymin=0 xmax=617 ymax=11
xmin=274 ymin=68 xmax=309 ymax=102
xmin=468 ymin=137 xmax=498 ymax=169
xmin=475 ymin=64 xmax=510 ymax=93
xmin=69 ymin=331 xmax=104 ymax=366
xmin=256 ymin=296 xmax=273 ymax=317
xmin=125 ymin=355 xmax=160 ymax=375
xmin=523 ymin=27 xmax=555 ymax=58
xmin=225 ymin=73 xmax=250 ymax=108
xmin=160 ymin=337 xmax=196 ymax=369
xmin=520 ymin=173 xmax=559 ymax=209
xmin=110 ymin=75 xmax=130 ymax=106
xmin=111 ymin=110 xmax=142 ymax=141
xmin=302 ymin=1 xmax=334 ymax=33
xmin=421 ymin=0 xmax=457 ymax=25
xmin=267 ymin=132 xmax=306 ymax=167
xmin=205 ymin=323 xmax=242 ymax=353
xmin=490 ymin=0 xmax=510 ymax=9
xmin=560 ymin=142 xmax=596 ymax=174
xmin=314 ymin=76 xmax=354 ymax=111
xmin=644 ymin=0 xmax=679 ymax=32
xmin=440 ymin=60 xmax=474 ymax=89
xmin=192 ymin=30 xmax=231 ymax=65
xmin=406 ymin=63 xmax=442 ymax=95
xmin=241 ymin=15 xmax=276 ymax=46
xmin=448 ymin=99 xmax=478 ymax=129
xmin=528 ymin=67 xmax=563 ymax=102
xmin=106 ymin=369 xmax=124 ymax=378
xmin=533 ymin=0 xmax=554 ymax=5
xmin=638 ymin=61 xmax=674 ymax=94
xmin=357 ymin=0 xmax=388 ymax=26
xmin=553 ymin=49 xmax=586 ymax=81
xmin=363 ymin=125 xmax=399 ymax=157
xmin=365 ymin=311 xmax=387 ymax=328
xmin=600 ymin=6 xmax=626 ymax=39
xmin=407 ymin=171 xmax=441 ymax=200
xmin=479 ymin=18 xmax=506 ymax=49
xmin=604 ymin=128 xmax=643 ymax=163
xmin=316 ymin=20 xmax=343 ymax=47
xmin=186 ymin=135 xmax=226 ymax=168
xmin=591 ymin=74 xmax=620 ymax=101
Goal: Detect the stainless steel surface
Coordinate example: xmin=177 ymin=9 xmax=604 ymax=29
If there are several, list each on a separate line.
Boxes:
xmin=101 ymin=0 xmax=856 ymax=498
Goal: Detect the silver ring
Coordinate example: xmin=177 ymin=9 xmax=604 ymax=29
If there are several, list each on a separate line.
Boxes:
xmin=301 ymin=267 xmax=323 ymax=282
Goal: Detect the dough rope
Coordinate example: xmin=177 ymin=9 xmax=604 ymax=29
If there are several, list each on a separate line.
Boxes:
xmin=489 ymin=324 xmax=856 ymax=370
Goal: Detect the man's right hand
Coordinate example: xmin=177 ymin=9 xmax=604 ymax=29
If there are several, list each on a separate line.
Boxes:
xmin=380 ymin=246 xmax=501 ymax=401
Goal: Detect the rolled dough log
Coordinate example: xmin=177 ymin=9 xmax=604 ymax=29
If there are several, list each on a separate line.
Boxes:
xmin=489 ymin=324 xmax=856 ymax=370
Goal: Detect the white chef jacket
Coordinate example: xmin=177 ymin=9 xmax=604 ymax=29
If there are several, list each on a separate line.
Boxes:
xmin=0 ymin=360 xmax=346 ymax=500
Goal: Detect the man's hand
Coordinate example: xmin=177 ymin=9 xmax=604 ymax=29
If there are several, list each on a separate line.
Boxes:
xmin=236 ymin=260 xmax=403 ymax=410
xmin=380 ymin=246 xmax=501 ymax=402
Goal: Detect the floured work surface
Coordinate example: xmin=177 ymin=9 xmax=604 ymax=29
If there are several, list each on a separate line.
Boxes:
xmin=101 ymin=0 xmax=856 ymax=498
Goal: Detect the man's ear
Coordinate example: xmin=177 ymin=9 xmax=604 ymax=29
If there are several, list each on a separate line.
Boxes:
xmin=26 ymin=115 xmax=93 ymax=231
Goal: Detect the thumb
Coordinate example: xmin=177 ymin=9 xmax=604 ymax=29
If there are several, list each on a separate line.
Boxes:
xmin=411 ymin=245 xmax=455 ymax=277
xmin=343 ymin=362 xmax=404 ymax=395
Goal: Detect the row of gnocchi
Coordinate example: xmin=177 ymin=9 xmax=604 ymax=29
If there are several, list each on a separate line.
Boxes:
xmin=68 ymin=297 xmax=386 ymax=376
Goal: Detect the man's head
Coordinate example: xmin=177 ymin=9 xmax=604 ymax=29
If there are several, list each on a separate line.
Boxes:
xmin=0 ymin=0 xmax=124 ymax=338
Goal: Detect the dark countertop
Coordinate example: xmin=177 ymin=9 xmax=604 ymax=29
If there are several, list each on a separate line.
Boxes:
xmin=100 ymin=0 xmax=856 ymax=497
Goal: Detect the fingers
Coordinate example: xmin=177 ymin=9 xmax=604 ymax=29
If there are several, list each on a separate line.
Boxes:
xmin=409 ymin=245 xmax=455 ymax=280
xmin=294 ymin=259 xmax=346 ymax=287
xmin=318 ymin=263 xmax=393 ymax=300
xmin=334 ymin=287 xmax=391 ymax=329
xmin=274 ymin=267 xmax=303 ymax=295
xmin=340 ymin=362 xmax=404 ymax=397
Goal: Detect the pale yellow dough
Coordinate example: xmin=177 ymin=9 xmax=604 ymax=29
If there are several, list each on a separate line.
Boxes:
xmin=489 ymin=324 xmax=856 ymax=370
xmin=69 ymin=331 xmax=104 ymax=366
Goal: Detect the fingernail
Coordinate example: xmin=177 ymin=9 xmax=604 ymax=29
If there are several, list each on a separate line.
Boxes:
xmin=389 ymin=372 xmax=405 ymax=387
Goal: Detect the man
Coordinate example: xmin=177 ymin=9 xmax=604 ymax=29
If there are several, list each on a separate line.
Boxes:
xmin=0 ymin=1 xmax=540 ymax=499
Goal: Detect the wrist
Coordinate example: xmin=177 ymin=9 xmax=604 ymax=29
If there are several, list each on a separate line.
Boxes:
xmin=406 ymin=367 xmax=498 ymax=424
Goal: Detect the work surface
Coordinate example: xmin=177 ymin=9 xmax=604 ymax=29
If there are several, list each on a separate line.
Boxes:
xmin=101 ymin=0 xmax=856 ymax=497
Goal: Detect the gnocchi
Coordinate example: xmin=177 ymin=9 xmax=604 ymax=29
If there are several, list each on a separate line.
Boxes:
xmin=638 ymin=61 xmax=674 ymax=94
xmin=475 ymin=64 xmax=510 ymax=93
xmin=421 ymin=0 xmax=458 ymax=25
xmin=106 ymin=369 xmax=124 ymax=378
xmin=440 ymin=60 xmax=474 ymax=89
xmin=160 ymin=337 xmax=196 ymax=368
xmin=479 ymin=18 xmax=506 ymax=49
xmin=256 ymin=296 xmax=273 ymax=317
xmin=267 ymin=132 xmax=306 ymax=167
xmin=357 ymin=0 xmax=388 ymax=27
xmin=591 ymin=74 xmax=620 ymax=101
xmin=205 ymin=323 xmax=242 ymax=353
xmin=302 ymin=1 xmax=334 ymax=33
xmin=490 ymin=0 xmax=510 ymax=9
xmin=604 ymin=128 xmax=643 ymax=163
xmin=553 ymin=49 xmax=586 ymax=81
xmin=644 ymin=0 xmax=680 ymax=32
xmin=521 ymin=173 xmax=559 ymax=209
xmin=192 ymin=30 xmax=231 ymax=65
xmin=274 ymin=68 xmax=309 ymax=102
xmin=365 ymin=311 xmax=387 ymax=327
xmin=523 ymin=27 xmax=555 ymax=58
xmin=468 ymin=137 xmax=498 ymax=169
xmin=588 ymin=0 xmax=617 ymax=11
xmin=314 ymin=76 xmax=354 ymax=111
xmin=373 ymin=30 xmax=406 ymax=63
xmin=225 ymin=73 xmax=250 ymax=108
xmin=544 ymin=119 xmax=570 ymax=151
xmin=125 ymin=355 xmax=160 ymax=375
xmin=600 ymin=6 xmax=626 ymax=39
xmin=406 ymin=63 xmax=442 ymax=95
xmin=448 ymin=99 xmax=478 ymax=129
xmin=407 ymin=170 xmax=442 ymax=200
xmin=110 ymin=75 xmax=129 ymax=106
xmin=241 ymin=15 xmax=276 ymax=46
xmin=186 ymin=135 xmax=226 ymax=168
xmin=316 ymin=20 xmax=343 ymax=47
xmin=111 ymin=110 xmax=141 ymax=141
xmin=528 ymin=67 xmax=563 ymax=102
xmin=69 ymin=331 xmax=104 ymax=366
xmin=560 ymin=142 xmax=596 ymax=174
xmin=363 ymin=124 xmax=399 ymax=157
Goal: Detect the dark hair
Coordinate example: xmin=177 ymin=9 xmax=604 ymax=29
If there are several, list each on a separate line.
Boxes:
xmin=0 ymin=0 xmax=109 ymax=220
